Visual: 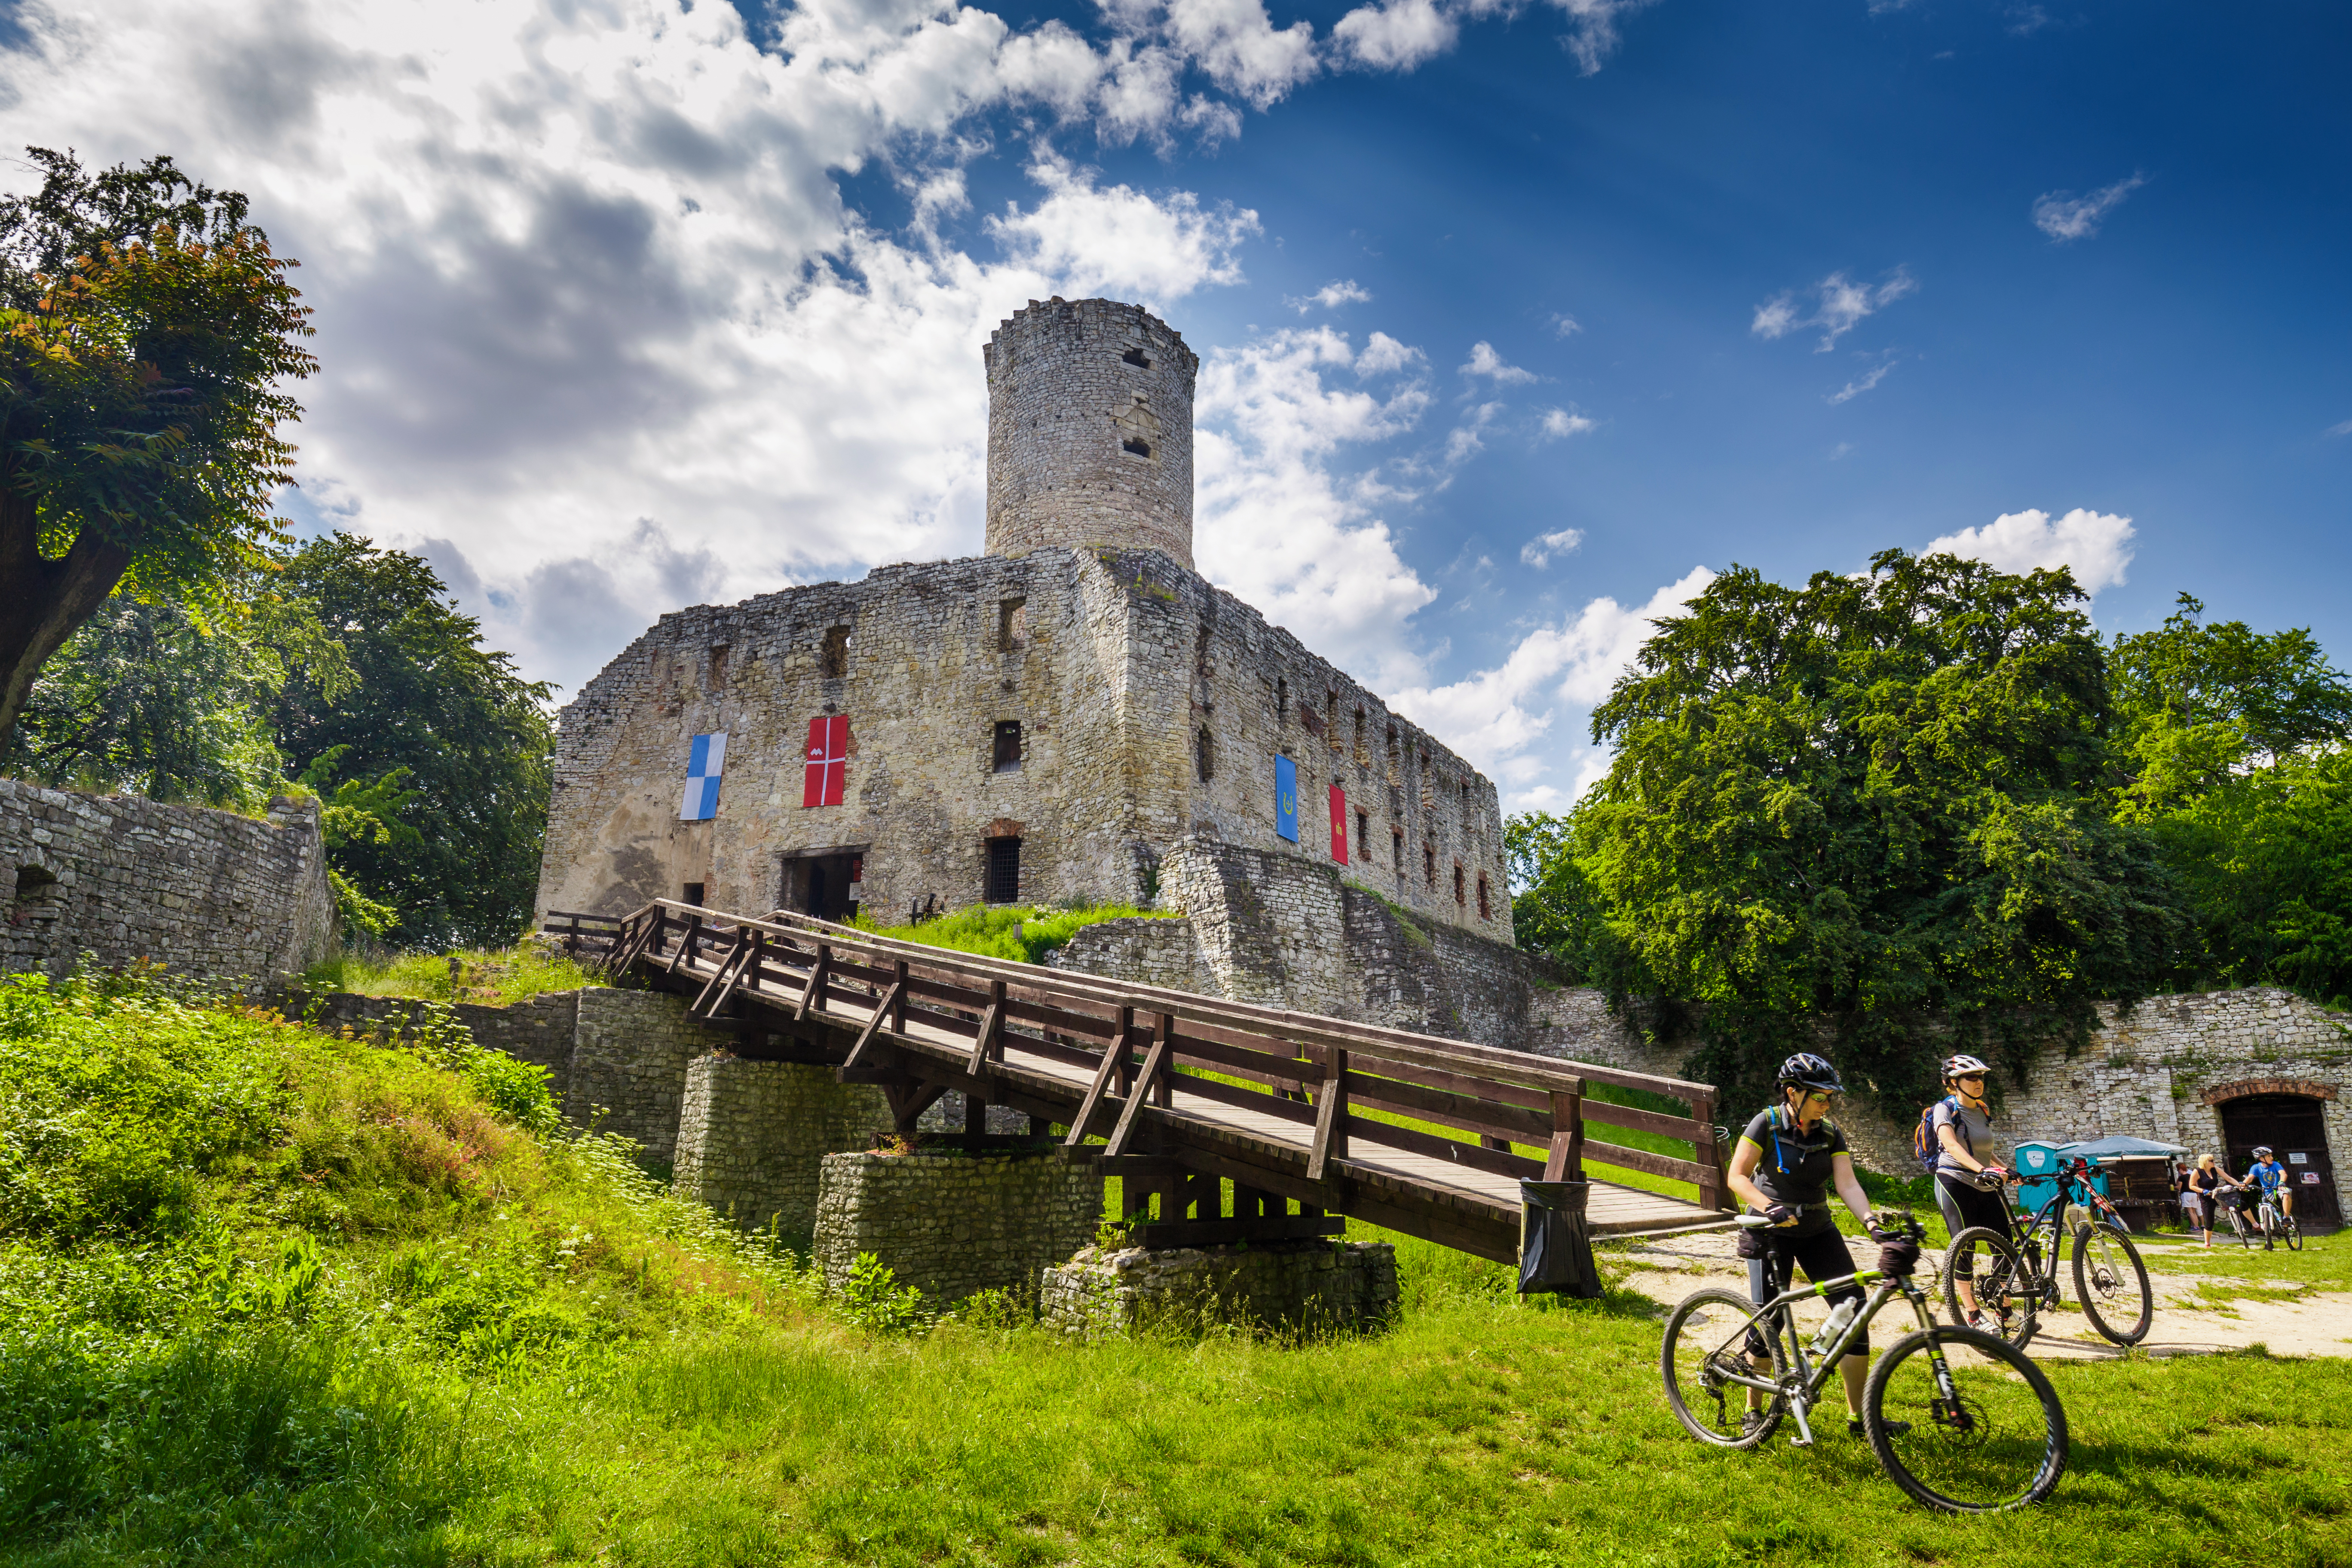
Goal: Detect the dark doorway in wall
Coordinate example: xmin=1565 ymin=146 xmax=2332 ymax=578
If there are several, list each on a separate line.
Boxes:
xmin=680 ymin=882 xmax=705 ymax=907
xmin=2221 ymin=1093 xmax=2340 ymax=1228
xmin=778 ymin=848 xmax=866 ymax=924
xmin=986 ymin=837 xmax=1022 ymax=903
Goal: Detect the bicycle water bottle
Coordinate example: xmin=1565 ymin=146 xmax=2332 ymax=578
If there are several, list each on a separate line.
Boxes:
xmin=1809 ymin=1298 xmax=1859 ymax=1357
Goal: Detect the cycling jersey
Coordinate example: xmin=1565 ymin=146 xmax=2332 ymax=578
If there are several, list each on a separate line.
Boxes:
xmin=1738 ymin=1107 xmax=1848 ymax=1237
xmin=2248 ymin=1159 xmax=2288 ymax=1195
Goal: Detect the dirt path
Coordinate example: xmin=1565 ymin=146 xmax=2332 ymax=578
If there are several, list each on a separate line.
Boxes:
xmin=1612 ymin=1228 xmax=2352 ymax=1358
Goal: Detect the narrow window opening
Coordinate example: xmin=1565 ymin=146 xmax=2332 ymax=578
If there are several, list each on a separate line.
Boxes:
xmin=992 ymin=720 xmax=1024 ymax=773
xmin=15 ymin=864 xmax=57 ymax=902
xmin=1392 ymin=828 xmax=1404 ymax=871
xmin=1122 ymin=437 xmax=1152 ymax=458
xmin=821 ymin=625 xmax=851 ymax=679
xmin=1122 ymin=346 xmax=1152 ymax=369
xmin=1196 ymin=725 xmax=1216 ymax=783
xmin=1423 ymin=842 xmax=1436 ymax=888
xmin=682 ymin=882 xmax=706 ymax=908
xmin=708 ymin=644 xmax=729 ymax=688
xmin=1477 ymin=874 xmax=1491 ymax=921
xmin=1353 ymin=708 xmax=1366 ymax=761
xmin=985 ymin=838 xmax=1023 ymax=903
xmin=997 ymin=597 xmax=1028 ymax=652
xmin=1357 ymin=810 xmax=1370 ymax=855
xmin=1453 ymin=866 xmax=1466 ymax=907
xmin=1277 ymin=678 xmax=1288 ymax=725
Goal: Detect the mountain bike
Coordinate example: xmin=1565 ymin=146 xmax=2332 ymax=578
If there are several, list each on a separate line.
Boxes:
xmin=2250 ymin=1189 xmax=2304 ymax=1251
xmin=1661 ymin=1211 xmax=2069 ymax=1514
xmin=1943 ymin=1158 xmax=2152 ymax=1348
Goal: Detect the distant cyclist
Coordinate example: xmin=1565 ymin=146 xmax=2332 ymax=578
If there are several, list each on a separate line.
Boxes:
xmin=1725 ymin=1053 xmax=1902 ymax=1438
xmin=2243 ymin=1145 xmax=2294 ymax=1243
xmin=1926 ymin=1054 xmax=2012 ymax=1326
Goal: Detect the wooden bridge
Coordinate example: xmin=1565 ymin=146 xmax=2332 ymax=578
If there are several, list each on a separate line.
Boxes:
xmin=545 ymin=902 xmax=1736 ymax=1264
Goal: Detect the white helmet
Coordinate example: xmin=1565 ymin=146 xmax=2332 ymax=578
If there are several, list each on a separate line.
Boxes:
xmin=1942 ymin=1054 xmax=1990 ymax=1083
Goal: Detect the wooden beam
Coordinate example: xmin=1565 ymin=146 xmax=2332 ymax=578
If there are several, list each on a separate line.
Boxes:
xmin=1307 ymin=1044 xmax=1349 ymax=1182
xmin=1104 ymin=1015 xmax=1170 ymax=1159
xmin=691 ymin=930 xmax=753 ymax=1015
xmin=1061 ymin=1004 xmax=1133 ymax=1148
xmin=665 ymin=912 xmax=702 ymax=975
xmin=793 ymin=943 xmax=831 ymax=1022
xmin=965 ymin=979 xmax=1005 ymax=1075
xmin=836 ymin=980 xmax=903 ymax=1082
xmin=1133 ymin=1215 xmax=1343 ymax=1249
xmin=891 ymin=959 xmax=909 ymax=1033
xmin=1544 ymin=1088 xmax=1586 ymax=1183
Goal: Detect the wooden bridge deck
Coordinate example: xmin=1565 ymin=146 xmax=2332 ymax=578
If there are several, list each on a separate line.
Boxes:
xmin=547 ymin=903 xmax=1737 ymax=1264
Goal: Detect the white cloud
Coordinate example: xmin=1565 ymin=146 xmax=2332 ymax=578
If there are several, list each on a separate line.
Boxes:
xmin=1286 ymin=278 xmax=1374 ymax=313
xmin=1551 ymin=0 xmax=1661 ymax=75
xmin=1752 ymin=268 xmax=1919 ymax=352
xmin=1539 ymin=407 xmax=1597 ymax=438
xmin=1826 ymin=361 xmax=1898 ymax=404
xmin=1923 ymin=508 xmax=2137 ymax=595
xmin=1333 ymin=0 xmax=1458 ymax=70
xmin=2032 ymin=173 xmax=2147 ymax=242
xmin=1387 ymin=566 xmax=1716 ymax=802
xmin=1519 ymin=528 xmax=1584 ymax=567
xmin=1354 ymin=332 xmax=1423 ymax=376
xmin=1460 ymin=341 xmax=1537 ymax=383
xmin=987 ymin=154 xmax=1260 ymax=306
xmin=1193 ymin=327 xmax=1440 ymax=689
xmin=2327 ymin=417 xmax=2352 ymax=440
xmin=1550 ymin=312 xmax=1583 ymax=338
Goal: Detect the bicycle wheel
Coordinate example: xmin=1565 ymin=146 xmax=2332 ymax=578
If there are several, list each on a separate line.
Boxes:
xmin=2231 ymin=1204 xmax=2253 ymax=1248
xmin=1864 ymin=1326 xmax=2069 ymax=1513
xmin=1940 ymin=1227 xmax=2037 ymax=1349
xmin=2071 ymin=1220 xmax=2152 ymax=1344
xmin=2284 ymin=1213 xmax=2304 ymax=1252
xmin=1662 ymin=1289 xmax=1785 ymax=1448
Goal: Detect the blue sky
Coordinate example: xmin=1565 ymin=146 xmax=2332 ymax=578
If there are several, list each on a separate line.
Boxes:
xmin=4 ymin=0 xmax=2345 ymax=807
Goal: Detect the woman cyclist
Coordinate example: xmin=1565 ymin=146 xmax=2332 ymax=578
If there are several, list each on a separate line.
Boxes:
xmin=1926 ymin=1055 xmax=2012 ymax=1325
xmin=2182 ymin=1153 xmax=2226 ymax=1248
xmin=1725 ymin=1053 xmax=1897 ymax=1438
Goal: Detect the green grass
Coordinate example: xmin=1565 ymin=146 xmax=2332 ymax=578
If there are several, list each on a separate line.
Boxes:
xmin=298 ymin=942 xmax=602 ymax=1006
xmin=7 ymin=971 xmax=2352 ymax=1566
xmin=853 ymin=902 xmax=1179 ymax=965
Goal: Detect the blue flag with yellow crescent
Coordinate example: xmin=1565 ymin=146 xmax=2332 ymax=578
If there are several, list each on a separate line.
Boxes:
xmin=1274 ymin=754 xmax=1298 ymax=842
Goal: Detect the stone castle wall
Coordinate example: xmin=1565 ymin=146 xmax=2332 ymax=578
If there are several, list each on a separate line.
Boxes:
xmin=282 ymin=987 xmax=583 ymax=1105
xmin=2 ymin=778 xmax=335 ymax=982
xmin=985 ymin=298 xmax=1197 ymax=569
xmin=673 ymin=1058 xmax=895 ymax=1238
xmin=535 ymin=545 xmax=1510 ymax=946
xmin=813 ymin=1151 xmax=1103 ymax=1310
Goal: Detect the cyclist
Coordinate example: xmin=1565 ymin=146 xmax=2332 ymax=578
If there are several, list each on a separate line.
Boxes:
xmin=2243 ymin=1145 xmax=2293 ymax=1245
xmin=2183 ymin=1153 xmax=2226 ymax=1248
xmin=1926 ymin=1054 xmax=2012 ymax=1325
xmin=1725 ymin=1052 xmax=1899 ymax=1438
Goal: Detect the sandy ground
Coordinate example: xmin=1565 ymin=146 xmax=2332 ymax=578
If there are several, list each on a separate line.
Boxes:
xmin=1614 ymin=1226 xmax=2352 ymax=1359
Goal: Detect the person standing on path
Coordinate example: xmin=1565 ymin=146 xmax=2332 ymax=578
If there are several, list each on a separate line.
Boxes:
xmin=1927 ymin=1055 xmax=2012 ymax=1326
xmin=1724 ymin=1053 xmax=1897 ymax=1439
xmin=2183 ymin=1154 xmax=2226 ymax=1247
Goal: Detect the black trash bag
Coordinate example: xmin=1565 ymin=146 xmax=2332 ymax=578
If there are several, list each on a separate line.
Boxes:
xmin=1519 ymin=1179 xmax=1602 ymax=1298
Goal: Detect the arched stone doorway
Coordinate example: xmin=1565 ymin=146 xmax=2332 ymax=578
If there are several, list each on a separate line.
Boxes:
xmin=2204 ymin=1079 xmax=2340 ymax=1229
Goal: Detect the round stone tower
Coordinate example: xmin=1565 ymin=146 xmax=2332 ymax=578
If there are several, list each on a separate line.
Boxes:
xmin=983 ymin=297 xmax=1197 ymax=569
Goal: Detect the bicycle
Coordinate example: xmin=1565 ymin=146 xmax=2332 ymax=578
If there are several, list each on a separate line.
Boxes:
xmin=1943 ymin=1158 xmax=2152 ymax=1348
xmin=2249 ymin=1188 xmax=2305 ymax=1252
xmin=1661 ymin=1210 xmax=2069 ymax=1514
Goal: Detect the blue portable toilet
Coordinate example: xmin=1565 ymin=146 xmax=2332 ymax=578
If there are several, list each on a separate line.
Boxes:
xmin=2014 ymin=1141 xmax=2067 ymax=1213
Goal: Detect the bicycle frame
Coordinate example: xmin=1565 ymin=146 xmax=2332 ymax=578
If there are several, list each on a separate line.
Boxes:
xmin=1706 ymin=1264 xmax=1944 ymax=1448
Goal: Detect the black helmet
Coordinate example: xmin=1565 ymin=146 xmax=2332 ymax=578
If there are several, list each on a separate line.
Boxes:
xmin=1777 ymin=1053 xmax=1844 ymax=1093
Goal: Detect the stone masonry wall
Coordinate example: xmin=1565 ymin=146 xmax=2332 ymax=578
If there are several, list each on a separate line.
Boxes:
xmin=564 ymin=988 xmax=706 ymax=1165
xmin=1041 ymin=1240 xmax=1400 ymax=1340
xmin=813 ymin=1151 xmax=1102 ymax=1310
xmin=985 ymin=298 xmax=1198 ymax=569
xmin=278 ymin=988 xmax=582 ymax=1106
xmin=673 ymin=1058 xmax=894 ymax=1238
xmin=3 ymin=778 xmax=334 ymax=982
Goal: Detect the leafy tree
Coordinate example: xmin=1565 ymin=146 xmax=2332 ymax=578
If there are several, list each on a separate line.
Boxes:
xmin=1564 ymin=549 xmax=2187 ymax=1106
xmin=267 ymin=533 xmax=554 ymax=949
xmin=0 ymin=148 xmax=313 ymax=753
xmin=6 ymin=576 xmax=349 ymax=808
xmin=1503 ymin=811 xmax=1611 ymax=983
xmin=2156 ymin=747 xmax=2352 ymax=1002
xmin=2109 ymin=593 xmax=2352 ymax=818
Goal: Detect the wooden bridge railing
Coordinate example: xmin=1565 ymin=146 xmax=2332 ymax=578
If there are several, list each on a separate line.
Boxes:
xmin=555 ymin=900 xmax=1730 ymax=1259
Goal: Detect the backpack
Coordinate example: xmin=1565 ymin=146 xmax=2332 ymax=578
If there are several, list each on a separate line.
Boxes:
xmin=1912 ymin=1095 xmax=1963 ymax=1173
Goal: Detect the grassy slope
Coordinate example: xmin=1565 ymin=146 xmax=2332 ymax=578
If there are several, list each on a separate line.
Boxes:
xmin=4 ymin=976 xmax=2349 ymax=1566
xmin=298 ymin=943 xmax=604 ymax=1006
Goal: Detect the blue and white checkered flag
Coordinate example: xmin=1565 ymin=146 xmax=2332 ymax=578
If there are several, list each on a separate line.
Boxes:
xmin=680 ymin=732 xmax=727 ymax=820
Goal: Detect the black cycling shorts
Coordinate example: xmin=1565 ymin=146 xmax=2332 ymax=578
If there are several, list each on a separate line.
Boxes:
xmin=1933 ymin=1173 xmax=2009 ymax=1275
xmin=1739 ymin=1223 xmax=1868 ymax=1358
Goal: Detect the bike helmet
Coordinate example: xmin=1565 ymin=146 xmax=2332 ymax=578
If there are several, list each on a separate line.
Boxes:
xmin=1942 ymin=1053 xmax=1991 ymax=1082
xmin=1776 ymin=1053 xmax=1844 ymax=1094
xmin=2254 ymin=1145 xmax=2275 ymax=1159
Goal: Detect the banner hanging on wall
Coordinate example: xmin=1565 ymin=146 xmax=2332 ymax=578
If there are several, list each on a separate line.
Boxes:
xmin=803 ymin=715 xmax=851 ymax=807
xmin=1274 ymin=754 xmax=1298 ymax=842
xmin=1329 ymin=783 xmax=1348 ymax=864
xmin=680 ymin=732 xmax=727 ymax=821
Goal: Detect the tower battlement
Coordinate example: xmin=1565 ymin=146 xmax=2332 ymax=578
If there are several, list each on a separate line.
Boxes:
xmin=983 ymin=297 xmax=1197 ymax=569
